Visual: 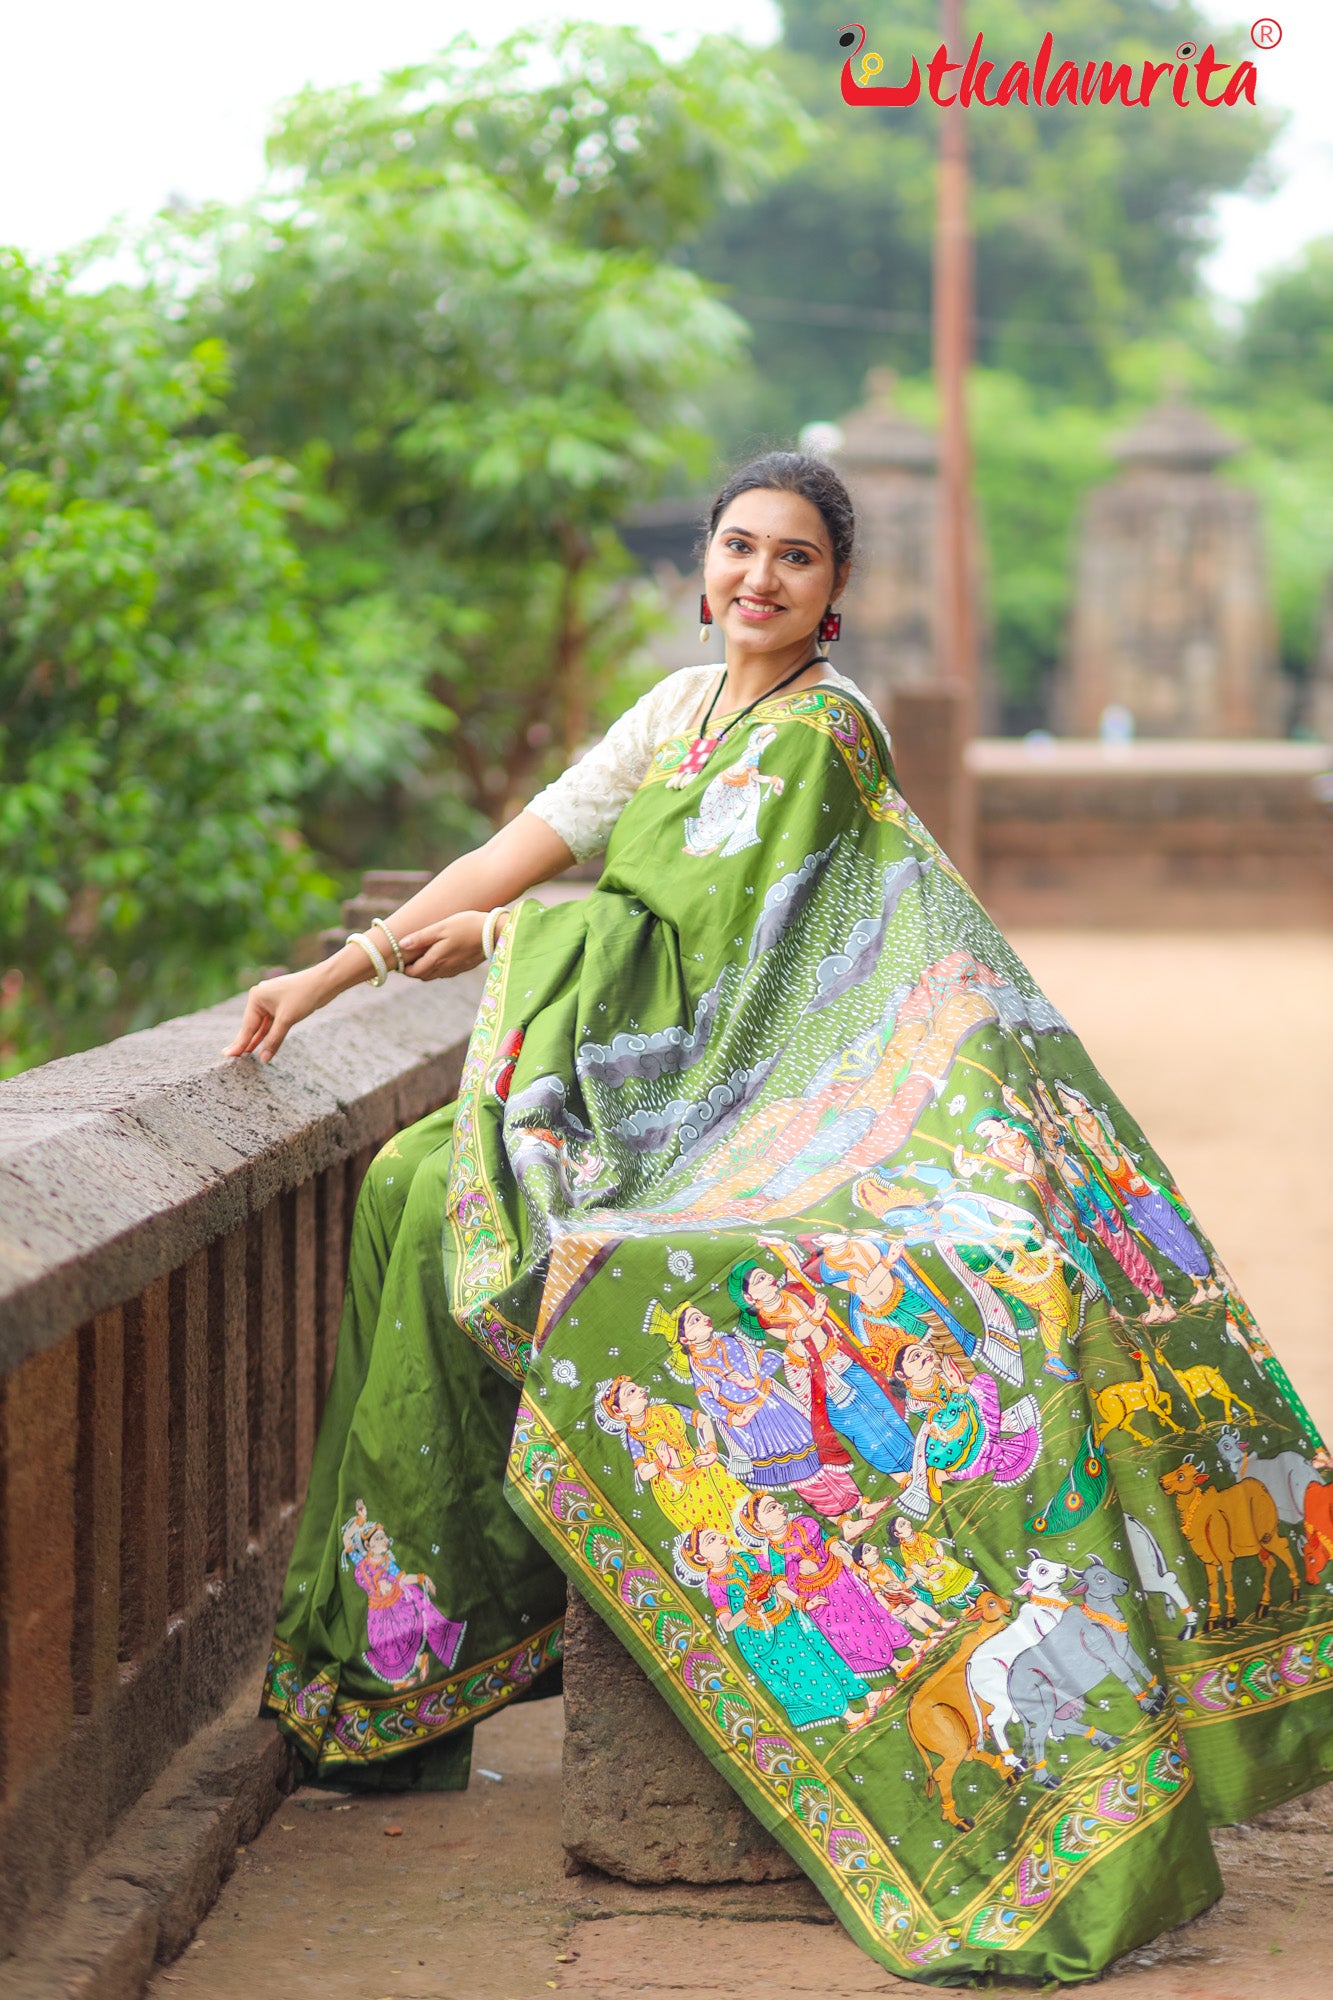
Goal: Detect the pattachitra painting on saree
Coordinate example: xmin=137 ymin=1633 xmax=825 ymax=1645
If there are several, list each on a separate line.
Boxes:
xmin=264 ymin=685 xmax=1333 ymax=1985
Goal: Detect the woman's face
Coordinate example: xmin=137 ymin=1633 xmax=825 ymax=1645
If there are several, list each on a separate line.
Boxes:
xmin=744 ymin=1267 xmax=782 ymax=1311
xmin=366 ymin=1526 xmax=390 ymax=1559
xmin=679 ymin=1306 xmax=714 ymax=1350
xmin=698 ymin=1528 xmax=730 ymax=1570
xmin=616 ymin=1380 xmax=650 ymax=1420
xmin=756 ymin=1494 xmax=788 ymax=1535
xmin=703 ymin=488 xmax=844 ymax=658
xmin=891 ymin=1517 xmax=912 ymax=1543
xmin=980 ymin=1119 xmax=1031 ymax=1171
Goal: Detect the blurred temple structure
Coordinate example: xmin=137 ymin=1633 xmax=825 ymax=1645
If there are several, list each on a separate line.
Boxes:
xmin=1056 ymin=393 xmax=1284 ymax=740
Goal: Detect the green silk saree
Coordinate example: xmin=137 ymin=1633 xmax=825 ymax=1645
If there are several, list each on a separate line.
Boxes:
xmin=263 ymin=684 xmax=1333 ymax=1984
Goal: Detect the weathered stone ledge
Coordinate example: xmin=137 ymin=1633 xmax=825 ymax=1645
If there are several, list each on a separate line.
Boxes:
xmin=0 ymin=970 xmax=485 ymax=1373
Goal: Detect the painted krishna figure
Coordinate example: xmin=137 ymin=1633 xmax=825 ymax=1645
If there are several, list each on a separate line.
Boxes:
xmin=227 ymin=453 xmax=1333 ymax=1985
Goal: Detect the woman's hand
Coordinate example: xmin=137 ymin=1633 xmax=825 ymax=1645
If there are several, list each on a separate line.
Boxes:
xmin=223 ymin=966 xmax=331 ymax=1065
xmin=399 ymin=911 xmax=497 ymax=981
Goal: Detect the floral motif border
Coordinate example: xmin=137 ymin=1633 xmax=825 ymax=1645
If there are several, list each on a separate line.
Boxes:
xmin=1172 ymin=1620 xmax=1333 ymax=1728
xmin=262 ymin=1621 xmax=564 ymax=1764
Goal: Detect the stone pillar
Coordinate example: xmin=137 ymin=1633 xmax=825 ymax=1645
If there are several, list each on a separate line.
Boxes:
xmin=1310 ymin=570 xmax=1333 ymax=743
xmin=1057 ymin=394 xmax=1283 ymax=738
xmin=560 ymin=1589 xmax=799 ymax=1885
xmin=888 ymin=683 xmax=977 ymax=880
xmin=831 ymin=369 xmax=994 ymax=728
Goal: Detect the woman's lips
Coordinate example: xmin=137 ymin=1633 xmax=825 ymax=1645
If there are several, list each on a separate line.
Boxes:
xmin=734 ymin=596 xmax=783 ymax=620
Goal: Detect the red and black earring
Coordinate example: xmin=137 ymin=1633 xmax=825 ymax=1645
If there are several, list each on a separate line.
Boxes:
xmin=819 ymin=606 xmax=842 ymax=644
xmin=698 ymin=593 xmax=713 ymax=645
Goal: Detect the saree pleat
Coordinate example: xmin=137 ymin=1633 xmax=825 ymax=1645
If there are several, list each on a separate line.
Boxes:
xmin=264 ymin=686 xmax=1332 ymax=1983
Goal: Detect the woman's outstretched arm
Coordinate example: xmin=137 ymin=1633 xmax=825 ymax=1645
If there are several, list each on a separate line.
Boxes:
xmin=222 ymin=809 xmax=575 ymax=1064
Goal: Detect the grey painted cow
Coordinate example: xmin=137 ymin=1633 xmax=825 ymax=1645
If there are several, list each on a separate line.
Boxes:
xmin=1216 ymin=1425 xmax=1318 ymax=1530
xmin=1007 ymin=1557 xmax=1167 ymax=1786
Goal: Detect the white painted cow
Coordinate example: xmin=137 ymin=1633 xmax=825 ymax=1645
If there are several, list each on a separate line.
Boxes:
xmin=965 ymin=1552 xmax=1070 ymax=1765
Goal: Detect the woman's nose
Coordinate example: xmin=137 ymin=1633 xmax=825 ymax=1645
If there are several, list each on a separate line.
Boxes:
xmin=745 ymin=549 xmax=780 ymax=590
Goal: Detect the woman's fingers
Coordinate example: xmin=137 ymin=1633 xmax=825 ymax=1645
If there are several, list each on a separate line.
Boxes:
xmin=223 ymin=996 xmax=272 ymax=1057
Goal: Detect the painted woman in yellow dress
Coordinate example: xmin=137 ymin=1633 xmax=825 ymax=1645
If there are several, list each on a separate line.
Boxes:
xmin=888 ymin=1517 xmax=980 ymax=1608
xmin=595 ymin=1375 xmax=749 ymax=1536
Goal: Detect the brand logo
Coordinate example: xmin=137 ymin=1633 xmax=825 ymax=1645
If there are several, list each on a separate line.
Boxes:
xmin=837 ymin=21 xmax=1263 ymax=109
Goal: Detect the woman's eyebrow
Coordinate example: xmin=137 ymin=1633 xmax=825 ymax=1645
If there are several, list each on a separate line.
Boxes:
xmin=718 ymin=522 xmax=825 ymax=552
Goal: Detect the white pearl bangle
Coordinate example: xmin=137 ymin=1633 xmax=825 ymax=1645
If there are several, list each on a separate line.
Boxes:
xmin=346 ymin=930 xmax=388 ymax=988
xmin=370 ymin=915 xmax=405 ymax=975
xmin=480 ymin=906 xmax=509 ymax=961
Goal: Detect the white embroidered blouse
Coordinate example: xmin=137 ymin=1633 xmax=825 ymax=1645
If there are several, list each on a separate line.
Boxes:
xmin=525 ymin=661 xmax=881 ymax=864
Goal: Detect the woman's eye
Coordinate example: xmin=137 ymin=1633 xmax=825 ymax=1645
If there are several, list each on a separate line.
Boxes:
xmin=782 ymin=550 xmax=811 ymax=564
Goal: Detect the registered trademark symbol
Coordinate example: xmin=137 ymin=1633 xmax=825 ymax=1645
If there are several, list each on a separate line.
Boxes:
xmin=1251 ymin=16 xmax=1282 ymax=47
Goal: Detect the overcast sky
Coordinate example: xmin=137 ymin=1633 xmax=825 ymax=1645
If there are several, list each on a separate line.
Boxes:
xmin=2 ymin=0 xmax=1328 ymax=307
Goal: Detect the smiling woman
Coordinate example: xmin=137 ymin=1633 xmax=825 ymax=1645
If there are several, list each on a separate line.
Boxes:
xmin=233 ymin=450 xmax=1332 ymax=1988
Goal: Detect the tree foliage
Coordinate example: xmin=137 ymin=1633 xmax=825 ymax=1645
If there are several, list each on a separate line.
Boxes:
xmin=168 ymin=27 xmax=805 ymax=861
xmin=0 ymin=252 xmax=446 ymax=1070
xmin=685 ymin=0 xmax=1279 ymax=439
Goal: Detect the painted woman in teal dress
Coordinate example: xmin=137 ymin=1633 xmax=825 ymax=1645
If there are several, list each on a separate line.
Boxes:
xmin=674 ymin=1526 xmax=874 ymax=1733
xmin=225 ymin=451 xmax=1332 ymax=1986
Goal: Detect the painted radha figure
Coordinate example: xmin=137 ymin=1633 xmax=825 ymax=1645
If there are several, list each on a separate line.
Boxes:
xmin=889 ymin=1342 xmax=1042 ymax=1519
xmin=1054 ymin=1082 xmax=1223 ymax=1306
xmin=341 ymin=1504 xmax=465 ymax=1692
xmin=240 ymin=448 xmax=1332 ymax=1984
xmin=736 ymin=1492 xmax=912 ymax=1686
xmin=654 ymin=1298 xmax=862 ymax=1518
xmin=733 ymin=1252 xmax=915 ymax=1475
xmin=594 ymin=1374 xmax=749 ymax=1535
xmin=675 ymin=1526 xmax=874 ymax=1731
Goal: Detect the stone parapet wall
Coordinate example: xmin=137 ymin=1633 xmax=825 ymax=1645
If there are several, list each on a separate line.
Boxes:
xmin=0 ymin=972 xmax=483 ymax=1952
xmin=969 ymin=739 xmax=1333 ymax=928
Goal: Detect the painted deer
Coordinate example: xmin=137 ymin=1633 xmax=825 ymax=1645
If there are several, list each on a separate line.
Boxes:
xmin=907 ymin=1590 xmax=1018 ymax=1831
xmin=1093 ymin=1350 xmax=1183 ymax=1449
xmin=1172 ymin=1366 xmax=1256 ymax=1428
xmin=1159 ymin=1457 xmax=1300 ymax=1630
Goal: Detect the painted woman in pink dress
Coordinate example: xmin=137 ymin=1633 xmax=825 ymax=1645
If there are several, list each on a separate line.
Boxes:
xmin=737 ymin=1492 xmax=915 ymax=1685
xmin=341 ymin=1502 xmax=466 ymax=1692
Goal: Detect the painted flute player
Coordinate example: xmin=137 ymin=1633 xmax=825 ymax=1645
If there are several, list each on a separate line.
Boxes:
xmin=226 ymin=453 xmax=1332 ymax=1984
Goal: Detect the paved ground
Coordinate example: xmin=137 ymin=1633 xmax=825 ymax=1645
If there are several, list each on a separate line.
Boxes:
xmin=151 ymin=931 xmax=1333 ymax=2000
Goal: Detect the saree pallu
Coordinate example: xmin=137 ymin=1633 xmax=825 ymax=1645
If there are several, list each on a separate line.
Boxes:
xmin=263 ymin=685 xmax=1333 ymax=1984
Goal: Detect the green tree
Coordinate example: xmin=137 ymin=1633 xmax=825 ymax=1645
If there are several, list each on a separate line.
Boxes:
xmin=1231 ymin=235 xmax=1333 ymax=408
xmin=0 ymin=252 xmax=441 ymax=1071
xmin=169 ymin=26 xmax=806 ymax=860
xmin=685 ymin=0 xmax=1279 ymax=440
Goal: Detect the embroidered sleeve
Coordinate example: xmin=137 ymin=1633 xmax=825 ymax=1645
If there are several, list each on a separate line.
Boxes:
xmin=525 ymin=666 xmax=713 ymax=864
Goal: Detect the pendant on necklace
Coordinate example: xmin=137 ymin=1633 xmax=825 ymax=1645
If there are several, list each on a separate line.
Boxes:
xmin=666 ymin=733 xmax=720 ymax=790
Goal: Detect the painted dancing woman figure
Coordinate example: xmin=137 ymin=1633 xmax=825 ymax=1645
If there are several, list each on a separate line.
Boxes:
xmin=225 ymin=451 xmax=1331 ymax=1984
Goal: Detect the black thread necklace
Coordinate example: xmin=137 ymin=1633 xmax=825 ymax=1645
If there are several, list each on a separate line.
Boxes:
xmin=666 ymin=650 xmax=827 ymax=791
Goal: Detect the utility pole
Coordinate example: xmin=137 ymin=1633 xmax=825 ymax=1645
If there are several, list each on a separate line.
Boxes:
xmin=930 ymin=0 xmax=979 ymax=874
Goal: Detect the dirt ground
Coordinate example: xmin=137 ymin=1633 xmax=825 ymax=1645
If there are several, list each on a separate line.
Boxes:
xmin=151 ymin=931 xmax=1333 ymax=2000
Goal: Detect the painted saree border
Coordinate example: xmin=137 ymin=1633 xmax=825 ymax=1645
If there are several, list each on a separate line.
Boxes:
xmin=444 ymin=904 xmax=530 ymax=1379
xmin=262 ymin=1620 xmax=564 ymax=1765
xmin=505 ymin=1396 xmax=1195 ymax=1976
xmin=1173 ymin=1619 xmax=1333 ymax=1728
